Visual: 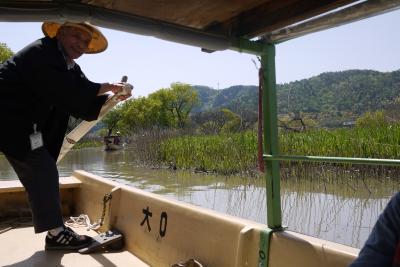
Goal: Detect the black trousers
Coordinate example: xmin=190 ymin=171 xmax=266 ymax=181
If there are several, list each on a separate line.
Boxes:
xmin=5 ymin=147 xmax=64 ymax=233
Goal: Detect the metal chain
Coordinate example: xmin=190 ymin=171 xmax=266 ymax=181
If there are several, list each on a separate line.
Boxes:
xmin=99 ymin=193 xmax=112 ymax=227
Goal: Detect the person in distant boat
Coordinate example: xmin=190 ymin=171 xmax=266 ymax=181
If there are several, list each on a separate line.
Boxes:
xmin=0 ymin=21 xmax=131 ymax=250
xmin=349 ymin=191 xmax=400 ymax=267
xmin=114 ymin=131 xmax=121 ymax=145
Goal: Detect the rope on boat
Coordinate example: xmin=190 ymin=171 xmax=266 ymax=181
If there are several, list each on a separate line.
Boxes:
xmin=65 ymin=193 xmax=111 ymax=231
xmin=66 ymin=187 xmax=120 ymax=231
xmin=65 ymin=214 xmax=94 ymax=229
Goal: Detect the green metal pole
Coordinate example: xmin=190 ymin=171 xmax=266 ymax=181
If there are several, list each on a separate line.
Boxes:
xmin=231 ymin=39 xmax=281 ymax=266
xmin=261 ymin=43 xmax=282 ymax=229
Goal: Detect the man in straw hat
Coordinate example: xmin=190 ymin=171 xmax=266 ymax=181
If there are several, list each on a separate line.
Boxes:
xmin=0 ymin=21 xmax=131 ymax=250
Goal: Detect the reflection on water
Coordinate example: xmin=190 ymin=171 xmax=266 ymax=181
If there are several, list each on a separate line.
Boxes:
xmin=1 ymin=147 xmax=398 ymax=248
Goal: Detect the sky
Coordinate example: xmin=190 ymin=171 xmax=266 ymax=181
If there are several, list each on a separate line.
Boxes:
xmin=0 ymin=8 xmax=399 ymax=97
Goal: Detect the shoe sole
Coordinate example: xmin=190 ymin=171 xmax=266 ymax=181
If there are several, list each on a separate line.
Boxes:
xmin=45 ymin=241 xmax=92 ymax=251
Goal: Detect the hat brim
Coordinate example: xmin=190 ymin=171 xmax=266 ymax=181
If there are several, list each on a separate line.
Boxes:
xmin=42 ymin=21 xmax=108 ymax=54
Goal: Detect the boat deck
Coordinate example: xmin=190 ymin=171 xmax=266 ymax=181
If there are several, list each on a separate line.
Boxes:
xmin=0 ymin=222 xmax=149 ymax=267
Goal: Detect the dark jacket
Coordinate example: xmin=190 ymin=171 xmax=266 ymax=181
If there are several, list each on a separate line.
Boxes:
xmin=0 ymin=36 xmax=107 ymax=160
xmin=350 ymin=192 xmax=400 ymax=267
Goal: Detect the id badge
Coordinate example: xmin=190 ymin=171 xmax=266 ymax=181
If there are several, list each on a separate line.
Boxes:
xmin=30 ymin=123 xmax=43 ymax=150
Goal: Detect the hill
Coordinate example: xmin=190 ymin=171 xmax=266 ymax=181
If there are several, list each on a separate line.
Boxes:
xmin=192 ymin=85 xmax=257 ymax=113
xmin=192 ymin=69 xmax=400 ymax=126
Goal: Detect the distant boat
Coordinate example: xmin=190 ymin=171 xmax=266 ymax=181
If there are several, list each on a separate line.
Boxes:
xmin=104 ymin=135 xmax=123 ymax=150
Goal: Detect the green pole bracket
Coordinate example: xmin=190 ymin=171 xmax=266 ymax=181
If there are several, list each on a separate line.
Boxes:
xmin=230 ymin=38 xmax=265 ymax=55
xmin=261 ymin=43 xmax=282 ymax=229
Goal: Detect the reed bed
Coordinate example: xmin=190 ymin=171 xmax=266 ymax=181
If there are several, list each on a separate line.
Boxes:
xmin=158 ymin=125 xmax=400 ymax=175
xmin=158 ymin=131 xmax=258 ymax=175
xmin=281 ymin=125 xmax=400 ymax=159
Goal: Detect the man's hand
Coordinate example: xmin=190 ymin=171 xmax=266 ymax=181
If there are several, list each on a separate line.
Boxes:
xmin=99 ymin=82 xmax=133 ymax=100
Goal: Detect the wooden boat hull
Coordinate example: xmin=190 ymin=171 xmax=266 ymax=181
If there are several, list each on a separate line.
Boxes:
xmin=0 ymin=170 xmax=359 ymax=266
xmin=104 ymin=136 xmax=124 ymax=151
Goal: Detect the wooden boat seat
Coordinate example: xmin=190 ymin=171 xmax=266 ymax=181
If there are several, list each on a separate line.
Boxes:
xmin=0 ymin=176 xmax=82 ymax=193
xmin=0 ymin=177 xmax=82 ymax=219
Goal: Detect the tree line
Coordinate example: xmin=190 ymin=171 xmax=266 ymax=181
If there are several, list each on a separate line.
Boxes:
xmin=102 ymin=83 xmax=256 ymax=136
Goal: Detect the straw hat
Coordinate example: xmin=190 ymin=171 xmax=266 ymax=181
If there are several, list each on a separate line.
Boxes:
xmin=42 ymin=21 xmax=108 ymax=54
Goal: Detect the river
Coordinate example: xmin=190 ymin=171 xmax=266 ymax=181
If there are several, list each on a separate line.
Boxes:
xmin=1 ymin=147 xmax=398 ymax=249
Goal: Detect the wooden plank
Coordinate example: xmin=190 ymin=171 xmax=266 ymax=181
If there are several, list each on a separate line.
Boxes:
xmin=0 ymin=176 xmax=81 ymax=193
xmin=0 ymin=180 xmax=23 ymax=193
xmin=208 ymin=0 xmax=356 ymax=37
xmin=83 ymin=0 xmax=266 ymax=29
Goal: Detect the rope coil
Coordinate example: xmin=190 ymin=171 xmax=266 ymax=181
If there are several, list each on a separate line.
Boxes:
xmin=65 ymin=192 xmax=113 ymax=231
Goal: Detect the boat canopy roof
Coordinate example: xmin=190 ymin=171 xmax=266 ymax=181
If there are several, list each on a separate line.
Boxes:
xmin=1 ymin=0 xmax=400 ymax=51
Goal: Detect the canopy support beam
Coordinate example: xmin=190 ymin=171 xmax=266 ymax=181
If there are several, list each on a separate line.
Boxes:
xmin=0 ymin=1 xmax=232 ymax=52
xmin=264 ymin=0 xmax=400 ymax=43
